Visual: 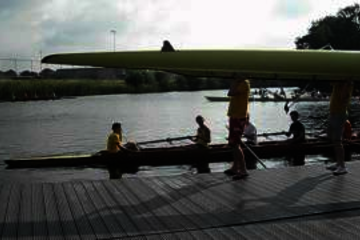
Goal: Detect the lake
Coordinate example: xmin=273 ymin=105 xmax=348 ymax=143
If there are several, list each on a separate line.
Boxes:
xmin=0 ymin=89 xmax=353 ymax=183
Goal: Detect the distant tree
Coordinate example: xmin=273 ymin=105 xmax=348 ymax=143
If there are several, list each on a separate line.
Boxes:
xmin=20 ymin=70 xmax=38 ymax=78
xmin=154 ymin=71 xmax=170 ymax=90
xmin=40 ymin=68 xmax=56 ymax=78
xmin=143 ymin=70 xmax=157 ymax=85
xmin=174 ymin=75 xmax=189 ymax=90
xmin=4 ymin=69 xmax=17 ymax=78
xmin=125 ymin=70 xmax=145 ymax=87
xmin=295 ymin=3 xmax=360 ymax=50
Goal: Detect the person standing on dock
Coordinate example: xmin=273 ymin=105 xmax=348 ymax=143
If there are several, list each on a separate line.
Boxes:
xmin=284 ymin=111 xmax=306 ymax=166
xmin=224 ymin=77 xmax=250 ymax=180
xmin=326 ymin=81 xmax=353 ymax=175
xmin=161 ymin=40 xmax=175 ymax=52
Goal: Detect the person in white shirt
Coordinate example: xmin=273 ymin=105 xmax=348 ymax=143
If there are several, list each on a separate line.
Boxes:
xmin=243 ymin=116 xmax=258 ymax=145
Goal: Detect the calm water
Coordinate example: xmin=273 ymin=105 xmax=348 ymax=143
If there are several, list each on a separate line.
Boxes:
xmin=0 ymin=89 xmax=349 ymax=182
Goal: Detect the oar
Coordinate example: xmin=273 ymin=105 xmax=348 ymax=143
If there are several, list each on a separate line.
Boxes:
xmin=137 ymin=135 xmax=195 ymax=145
xmin=257 ymin=132 xmax=286 ymax=137
xmin=242 ymin=142 xmax=267 ymax=169
xmin=225 ymin=125 xmax=267 ymax=169
xmin=284 ymin=83 xmax=311 ymax=114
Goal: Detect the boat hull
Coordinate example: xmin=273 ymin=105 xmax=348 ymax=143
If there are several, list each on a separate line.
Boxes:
xmin=5 ymin=140 xmax=359 ymax=170
xmin=42 ymin=49 xmax=360 ymax=81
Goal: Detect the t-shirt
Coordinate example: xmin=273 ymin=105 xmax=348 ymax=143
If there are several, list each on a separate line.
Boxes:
xmin=227 ymin=80 xmax=250 ymax=118
xmin=289 ymin=121 xmax=305 ymax=143
xmin=330 ymin=82 xmax=353 ymax=115
xmin=107 ymin=132 xmax=122 ymax=153
xmin=244 ymin=122 xmax=257 ymax=144
xmin=196 ymin=126 xmax=211 ymax=147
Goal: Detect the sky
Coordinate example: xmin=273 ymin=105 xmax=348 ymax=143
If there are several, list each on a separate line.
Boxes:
xmin=0 ymin=0 xmax=358 ymax=64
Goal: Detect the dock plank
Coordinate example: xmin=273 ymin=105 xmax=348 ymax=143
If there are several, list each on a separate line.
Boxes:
xmin=3 ymin=162 xmax=360 ymax=239
xmin=17 ymin=184 xmax=33 ymax=240
xmin=0 ymin=185 xmax=11 ymax=238
xmin=52 ymin=183 xmax=80 ymax=240
xmin=148 ymin=177 xmax=221 ymax=228
xmin=72 ymin=181 xmax=111 ymax=240
xmin=119 ymin=178 xmax=169 ymax=232
xmin=2 ymin=184 xmax=20 ymax=240
xmin=43 ymin=183 xmax=65 ymax=240
xmin=135 ymin=177 xmax=197 ymax=231
xmin=32 ymin=184 xmax=48 ymax=240
xmin=81 ymin=181 xmax=126 ymax=239
xmin=91 ymin=181 xmax=139 ymax=236
xmin=102 ymin=180 xmax=153 ymax=234
xmin=62 ymin=182 xmax=95 ymax=239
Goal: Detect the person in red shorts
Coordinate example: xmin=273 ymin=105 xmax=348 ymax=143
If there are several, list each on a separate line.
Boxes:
xmin=224 ymin=77 xmax=250 ymax=180
xmin=343 ymin=119 xmax=352 ymax=141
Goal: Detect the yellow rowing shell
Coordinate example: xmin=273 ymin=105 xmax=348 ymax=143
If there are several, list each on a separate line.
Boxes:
xmin=42 ymin=49 xmax=360 ymax=81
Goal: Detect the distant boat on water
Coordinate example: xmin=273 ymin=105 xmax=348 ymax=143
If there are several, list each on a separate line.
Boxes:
xmin=205 ymin=95 xmax=329 ymax=102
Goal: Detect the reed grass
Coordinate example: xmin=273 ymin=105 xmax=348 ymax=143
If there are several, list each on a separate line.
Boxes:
xmin=0 ymin=79 xmax=129 ymax=100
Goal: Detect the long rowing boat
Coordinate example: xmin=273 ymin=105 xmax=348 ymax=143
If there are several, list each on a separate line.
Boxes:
xmin=5 ymin=139 xmax=360 ymax=171
xmin=41 ymin=49 xmax=360 ymax=81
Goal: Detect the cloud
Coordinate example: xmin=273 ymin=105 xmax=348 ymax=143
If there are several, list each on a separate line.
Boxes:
xmin=0 ymin=0 xmax=359 ymax=61
xmin=274 ymin=0 xmax=311 ymax=19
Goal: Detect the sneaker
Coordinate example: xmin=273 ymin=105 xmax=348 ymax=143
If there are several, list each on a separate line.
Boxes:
xmin=232 ymin=172 xmax=249 ymax=180
xmin=333 ymin=167 xmax=348 ymax=176
xmin=326 ymin=164 xmax=338 ymax=171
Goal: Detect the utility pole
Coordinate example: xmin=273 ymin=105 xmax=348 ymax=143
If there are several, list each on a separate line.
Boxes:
xmin=110 ymin=30 xmax=116 ymax=52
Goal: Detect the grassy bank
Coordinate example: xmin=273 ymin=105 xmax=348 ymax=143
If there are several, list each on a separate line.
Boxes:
xmin=0 ymin=79 xmax=132 ymax=101
xmin=0 ymin=77 xmax=310 ymax=101
xmin=0 ymin=78 xmax=230 ymax=101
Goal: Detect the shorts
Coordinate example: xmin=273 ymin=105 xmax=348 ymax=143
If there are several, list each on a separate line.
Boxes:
xmin=228 ymin=117 xmax=247 ymax=145
xmin=327 ymin=114 xmax=347 ymax=142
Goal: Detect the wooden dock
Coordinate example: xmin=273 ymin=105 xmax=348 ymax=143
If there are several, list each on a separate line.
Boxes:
xmin=1 ymin=162 xmax=360 ymax=239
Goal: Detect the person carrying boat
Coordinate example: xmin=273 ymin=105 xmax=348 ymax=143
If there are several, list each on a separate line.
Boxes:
xmin=190 ymin=115 xmax=211 ymax=173
xmin=284 ymin=111 xmax=306 ymax=166
xmin=224 ymin=77 xmax=250 ymax=180
xmin=161 ymin=40 xmax=175 ymax=52
xmin=326 ymin=81 xmax=353 ymax=175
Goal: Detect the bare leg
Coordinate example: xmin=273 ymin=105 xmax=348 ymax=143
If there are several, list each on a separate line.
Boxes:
xmin=232 ymin=145 xmax=247 ymax=174
xmin=334 ymin=143 xmax=345 ymax=168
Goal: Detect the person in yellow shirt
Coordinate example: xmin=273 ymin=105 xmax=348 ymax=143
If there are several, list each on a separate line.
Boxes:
xmin=106 ymin=122 xmax=127 ymax=179
xmin=107 ymin=122 xmax=124 ymax=153
xmin=326 ymin=81 xmax=353 ymax=175
xmin=224 ymin=77 xmax=250 ymax=180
